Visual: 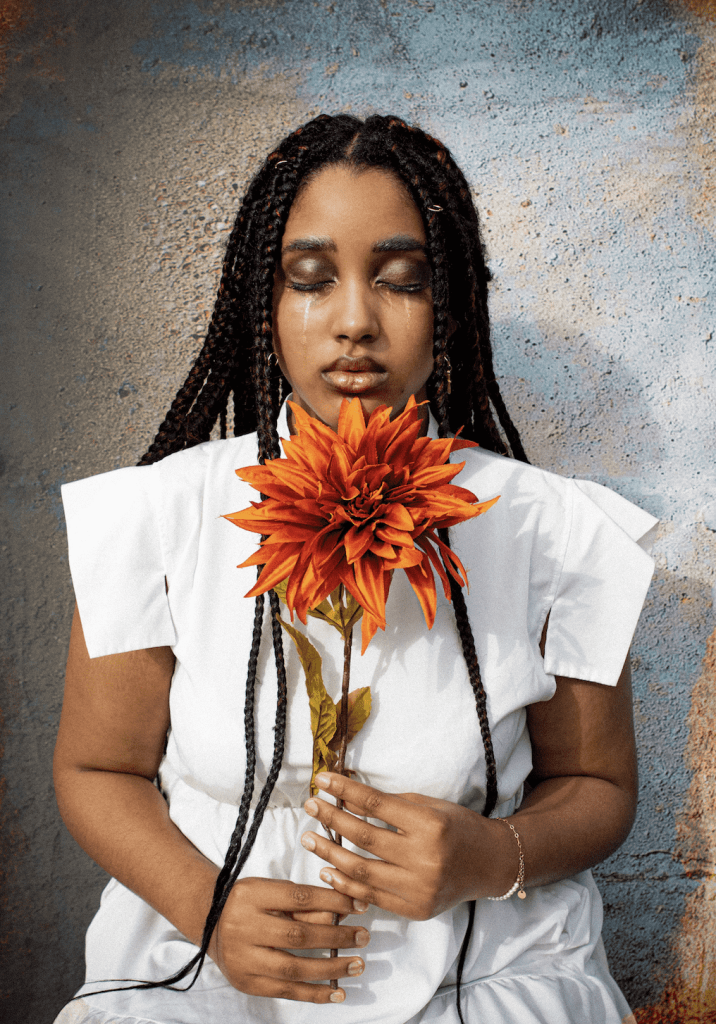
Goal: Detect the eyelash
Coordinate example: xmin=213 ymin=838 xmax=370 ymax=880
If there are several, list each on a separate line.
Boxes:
xmin=287 ymin=280 xmax=425 ymax=294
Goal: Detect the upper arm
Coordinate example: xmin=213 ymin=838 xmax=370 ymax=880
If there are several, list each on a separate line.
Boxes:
xmin=54 ymin=605 xmax=176 ymax=782
xmin=527 ymin=619 xmax=638 ymax=800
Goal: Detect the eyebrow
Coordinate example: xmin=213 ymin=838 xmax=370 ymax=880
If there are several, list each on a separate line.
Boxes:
xmin=283 ymin=236 xmax=336 ymax=253
xmin=373 ymin=234 xmax=427 ymax=254
xmin=282 ymin=234 xmax=427 ymax=254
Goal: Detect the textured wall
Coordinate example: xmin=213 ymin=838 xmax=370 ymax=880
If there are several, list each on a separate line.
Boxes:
xmin=1 ymin=1 xmax=715 ymax=1020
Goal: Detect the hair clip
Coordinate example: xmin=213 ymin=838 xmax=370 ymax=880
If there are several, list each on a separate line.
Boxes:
xmin=428 ymin=204 xmax=443 ymax=212
xmin=275 ymin=160 xmax=287 ymax=166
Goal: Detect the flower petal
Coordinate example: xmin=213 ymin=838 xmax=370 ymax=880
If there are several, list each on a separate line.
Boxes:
xmin=227 ymin=396 xmax=499 ymax=640
xmin=404 ymin=561 xmax=437 ymax=630
xmin=337 ymin=396 xmax=366 ymax=451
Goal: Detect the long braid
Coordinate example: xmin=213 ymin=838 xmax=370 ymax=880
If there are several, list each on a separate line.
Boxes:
xmin=359 ymin=120 xmax=501 ymax=1024
xmin=434 ymin=360 xmax=498 ymax=1024
xmin=127 ymin=115 xmax=530 ymax=1019
xmin=170 ymin=122 xmax=372 ymax=957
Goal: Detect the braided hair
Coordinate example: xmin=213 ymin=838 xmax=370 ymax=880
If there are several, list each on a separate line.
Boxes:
xmin=130 ymin=114 xmax=528 ymax=1015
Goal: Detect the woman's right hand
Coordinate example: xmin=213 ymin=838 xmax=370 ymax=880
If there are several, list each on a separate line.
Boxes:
xmin=211 ymin=876 xmax=371 ymax=1003
xmin=55 ymin=614 xmax=369 ymax=1004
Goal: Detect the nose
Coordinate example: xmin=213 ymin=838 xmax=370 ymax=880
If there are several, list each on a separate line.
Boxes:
xmin=331 ymin=278 xmax=379 ymax=344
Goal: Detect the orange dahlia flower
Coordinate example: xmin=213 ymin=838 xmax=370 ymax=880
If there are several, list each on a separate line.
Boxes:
xmin=224 ymin=396 xmax=499 ymax=653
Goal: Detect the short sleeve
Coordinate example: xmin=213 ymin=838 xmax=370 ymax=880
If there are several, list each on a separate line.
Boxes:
xmin=62 ymin=466 xmax=178 ymax=659
xmin=542 ymin=478 xmax=658 ymax=686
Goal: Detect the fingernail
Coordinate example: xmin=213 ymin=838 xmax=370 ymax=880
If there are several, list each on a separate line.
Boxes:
xmin=347 ymin=960 xmax=364 ymax=976
xmin=301 ymin=833 xmax=316 ymax=852
xmin=315 ymin=773 xmax=331 ymax=790
xmin=352 ymin=899 xmax=369 ymax=913
xmin=355 ymin=929 xmax=370 ymax=947
xmin=305 ymin=799 xmax=319 ymax=817
xmin=320 ymin=868 xmax=333 ymax=884
xmin=329 ymin=989 xmax=345 ymax=1003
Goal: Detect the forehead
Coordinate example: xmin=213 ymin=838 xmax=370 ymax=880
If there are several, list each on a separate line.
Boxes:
xmin=284 ymin=164 xmax=426 ymax=243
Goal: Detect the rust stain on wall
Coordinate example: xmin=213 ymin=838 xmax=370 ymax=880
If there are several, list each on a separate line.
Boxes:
xmin=687 ymin=20 xmax=716 ymax=239
xmin=0 ymin=0 xmax=72 ymax=93
xmin=0 ymin=0 xmax=33 ymax=88
xmin=670 ymin=3 xmax=716 ymax=238
xmin=634 ymin=625 xmax=716 ymax=1022
xmin=673 ymin=0 xmax=716 ymax=18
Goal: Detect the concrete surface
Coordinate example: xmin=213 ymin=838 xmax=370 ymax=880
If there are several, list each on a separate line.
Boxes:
xmin=1 ymin=0 xmax=715 ymax=1020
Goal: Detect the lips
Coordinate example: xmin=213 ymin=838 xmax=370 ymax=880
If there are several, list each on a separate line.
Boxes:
xmin=321 ymin=356 xmax=389 ymax=395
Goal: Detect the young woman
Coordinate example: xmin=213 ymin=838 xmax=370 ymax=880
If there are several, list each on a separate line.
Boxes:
xmin=53 ymin=113 xmax=656 ymax=1024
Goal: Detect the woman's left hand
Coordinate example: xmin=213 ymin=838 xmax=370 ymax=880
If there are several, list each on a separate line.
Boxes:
xmin=300 ymin=772 xmax=514 ymax=921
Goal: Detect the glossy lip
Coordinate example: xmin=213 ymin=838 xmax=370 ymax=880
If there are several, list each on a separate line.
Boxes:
xmin=321 ymin=356 xmax=389 ymax=395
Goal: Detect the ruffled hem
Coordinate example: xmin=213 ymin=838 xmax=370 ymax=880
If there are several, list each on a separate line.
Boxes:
xmin=409 ymin=965 xmax=634 ymax=1024
xmin=55 ymin=969 xmax=636 ymax=1024
xmin=53 ymin=999 xmax=162 ymax=1024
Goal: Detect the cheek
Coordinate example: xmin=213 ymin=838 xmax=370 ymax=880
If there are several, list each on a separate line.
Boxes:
xmin=274 ymin=293 xmax=318 ymax=378
xmin=400 ymin=296 xmax=434 ymax=377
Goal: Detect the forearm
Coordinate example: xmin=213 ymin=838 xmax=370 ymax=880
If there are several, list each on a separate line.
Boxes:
xmin=54 ymin=764 xmax=219 ymax=948
xmin=502 ymin=773 xmax=637 ymax=890
xmin=441 ymin=772 xmax=637 ymax=903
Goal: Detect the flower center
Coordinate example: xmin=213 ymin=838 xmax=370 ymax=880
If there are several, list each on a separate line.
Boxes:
xmin=344 ymin=483 xmax=387 ymax=526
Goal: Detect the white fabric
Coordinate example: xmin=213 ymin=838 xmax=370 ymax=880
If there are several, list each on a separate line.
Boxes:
xmin=56 ymin=405 xmax=656 ymax=1024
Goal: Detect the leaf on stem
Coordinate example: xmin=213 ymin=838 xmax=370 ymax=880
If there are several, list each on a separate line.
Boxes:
xmin=329 ymin=687 xmax=372 ymax=752
xmin=277 ymin=613 xmax=372 ymax=796
xmin=278 ymin=616 xmax=338 ymax=793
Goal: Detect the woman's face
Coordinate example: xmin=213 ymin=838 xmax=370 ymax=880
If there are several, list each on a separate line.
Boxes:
xmin=272 ymin=164 xmax=434 ymax=432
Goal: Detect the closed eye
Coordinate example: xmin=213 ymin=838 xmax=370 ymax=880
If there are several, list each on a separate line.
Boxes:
xmin=377 ymin=280 xmax=426 ymax=293
xmin=287 ymin=280 xmax=334 ymax=292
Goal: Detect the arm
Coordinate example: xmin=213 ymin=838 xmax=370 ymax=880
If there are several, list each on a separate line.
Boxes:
xmin=54 ymin=606 xmax=369 ymax=1003
xmin=298 ymin=652 xmax=638 ymax=917
xmin=516 ymin=653 xmax=637 ymax=885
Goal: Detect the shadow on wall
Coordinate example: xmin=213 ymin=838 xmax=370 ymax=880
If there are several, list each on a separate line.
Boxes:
xmin=497 ymin=318 xmax=716 ymax=1019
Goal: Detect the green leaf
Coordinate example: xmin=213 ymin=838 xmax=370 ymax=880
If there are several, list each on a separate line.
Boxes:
xmin=272 ymin=578 xmax=289 ymax=605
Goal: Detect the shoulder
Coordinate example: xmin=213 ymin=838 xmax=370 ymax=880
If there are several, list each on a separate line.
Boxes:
xmin=454 ymin=446 xmax=573 ymax=523
xmin=151 ymin=433 xmax=259 ymax=499
xmin=61 ymin=434 xmax=261 ymax=560
xmin=453 ymin=446 xmax=656 ymax=552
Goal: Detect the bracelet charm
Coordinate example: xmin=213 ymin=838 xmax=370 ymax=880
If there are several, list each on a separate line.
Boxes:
xmin=487 ymin=818 xmax=526 ymax=901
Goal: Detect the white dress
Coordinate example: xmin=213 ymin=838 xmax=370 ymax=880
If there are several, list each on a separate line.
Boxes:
xmin=55 ymin=404 xmax=656 ymax=1024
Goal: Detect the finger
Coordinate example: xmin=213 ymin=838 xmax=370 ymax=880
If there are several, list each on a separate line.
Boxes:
xmin=313 ymin=772 xmax=423 ymax=831
xmin=260 ymin=948 xmax=366 ymax=984
xmin=316 ymin=863 xmax=411 ymax=918
xmin=262 ymin=915 xmax=371 ymax=952
xmin=301 ymin=830 xmax=411 ymax=905
xmin=290 ymin=910 xmax=347 ymax=925
xmin=304 ymin=798 xmax=399 ymax=860
xmin=242 ymin=877 xmax=355 ymax=917
xmin=251 ymin=975 xmax=350 ymax=1004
